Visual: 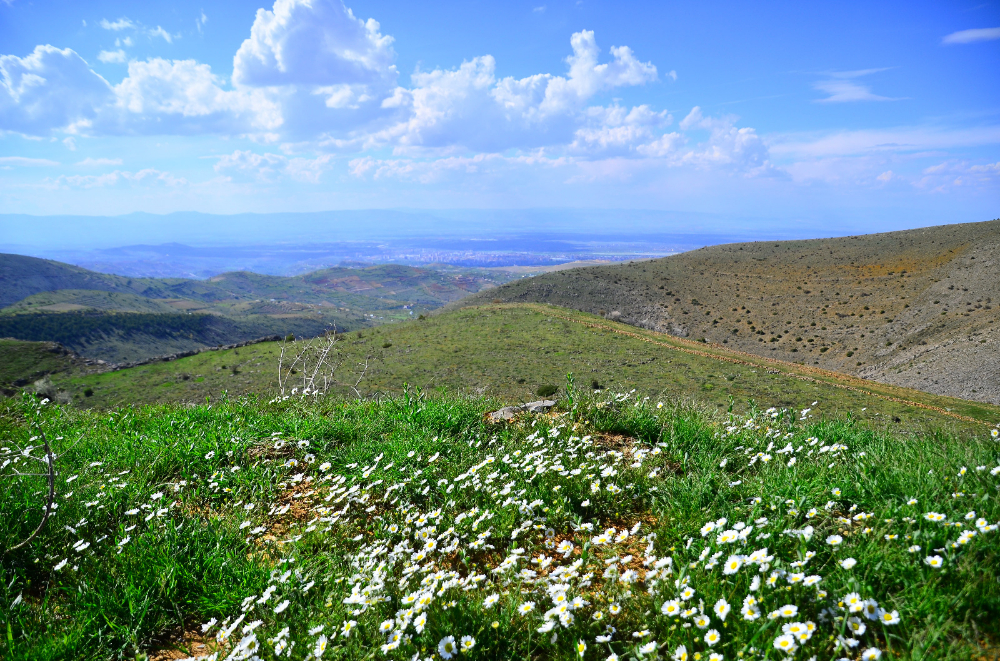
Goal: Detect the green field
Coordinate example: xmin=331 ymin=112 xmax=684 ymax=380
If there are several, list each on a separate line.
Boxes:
xmin=2 ymin=386 xmax=999 ymax=660
xmin=48 ymin=304 xmax=1000 ymax=435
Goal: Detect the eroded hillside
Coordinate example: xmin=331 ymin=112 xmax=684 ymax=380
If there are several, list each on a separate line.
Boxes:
xmin=462 ymin=220 xmax=1000 ymax=404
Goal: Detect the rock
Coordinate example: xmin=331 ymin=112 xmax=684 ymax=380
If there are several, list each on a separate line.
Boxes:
xmin=487 ymin=399 xmax=557 ymax=421
xmin=488 ymin=406 xmax=522 ymax=422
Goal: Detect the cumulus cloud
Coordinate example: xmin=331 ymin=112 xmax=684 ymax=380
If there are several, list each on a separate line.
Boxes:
xmin=0 ymin=45 xmax=115 ymax=135
xmin=234 ymin=0 xmax=396 ymax=88
xmin=98 ymin=49 xmax=127 ymax=64
xmin=372 ymin=30 xmax=659 ymax=153
xmin=673 ymin=107 xmax=775 ymax=174
xmin=100 ymin=18 xmax=135 ymax=31
xmin=1 ymin=0 xmax=783 ymax=186
xmin=570 ymin=104 xmax=671 ymax=155
xmin=942 ymin=27 xmax=1000 ymax=44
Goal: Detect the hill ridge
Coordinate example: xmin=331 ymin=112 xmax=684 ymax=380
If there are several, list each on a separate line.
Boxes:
xmin=459 ymin=219 xmax=1000 ymax=405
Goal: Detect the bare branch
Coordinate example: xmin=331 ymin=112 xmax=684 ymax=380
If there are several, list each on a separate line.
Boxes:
xmin=5 ymin=432 xmax=56 ymax=554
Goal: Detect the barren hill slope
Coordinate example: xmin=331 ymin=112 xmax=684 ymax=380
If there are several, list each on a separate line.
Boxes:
xmin=461 ymin=219 xmax=1000 ymax=404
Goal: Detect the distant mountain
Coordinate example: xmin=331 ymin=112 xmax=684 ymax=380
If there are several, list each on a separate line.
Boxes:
xmin=0 ymin=254 xmax=507 ymax=362
xmin=459 ymin=219 xmax=1000 ymax=405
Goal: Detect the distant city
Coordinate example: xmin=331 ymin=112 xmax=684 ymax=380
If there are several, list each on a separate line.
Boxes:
xmin=18 ymin=234 xmax=723 ymax=278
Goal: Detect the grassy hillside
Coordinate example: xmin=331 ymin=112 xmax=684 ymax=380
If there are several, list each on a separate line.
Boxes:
xmin=48 ymin=304 xmax=1000 ymax=433
xmin=2 ymin=289 xmax=182 ymax=314
xmin=0 ymin=310 xmax=337 ymax=364
xmin=0 ymin=339 xmax=90 ymax=389
xmin=460 ymin=220 xmax=1000 ymax=405
xmin=2 ymin=389 xmax=999 ymax=660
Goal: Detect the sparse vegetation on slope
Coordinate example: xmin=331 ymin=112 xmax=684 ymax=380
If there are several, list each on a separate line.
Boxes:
xmin=46 ymin=304 xmax=1000 ymax=432
xmin=461 ymin=220 xmax=1000 ymax=405
xmin=3 ymin=390 xmax=999 ymax=660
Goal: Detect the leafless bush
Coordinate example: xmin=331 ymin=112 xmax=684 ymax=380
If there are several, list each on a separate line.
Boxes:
xmin=277 ymin=329 xmax=371 ymax=398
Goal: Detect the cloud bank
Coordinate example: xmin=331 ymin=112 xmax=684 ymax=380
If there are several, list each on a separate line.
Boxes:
xmin=2 ymin=0 xmax=997 ymax=202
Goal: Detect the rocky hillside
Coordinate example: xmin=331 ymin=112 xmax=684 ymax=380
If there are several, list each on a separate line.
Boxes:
xmin=460 ymin=219 xmax=1000 ymax=404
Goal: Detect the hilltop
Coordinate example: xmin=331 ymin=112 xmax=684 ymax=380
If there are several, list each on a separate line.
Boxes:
xmin=460 ymin=220 xmax=1000 ymax=404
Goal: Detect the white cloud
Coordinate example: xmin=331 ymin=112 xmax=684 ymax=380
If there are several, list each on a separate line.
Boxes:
xmin=213 ymin=149 xmax=335 ymax=183
xmin=673 ymin=106 xmax=775 ymax=175
xmin=0 ymin=45 xmax=115 ymax=135
xmin=214 ymin=149 xmax=287 ymax=181
xmin=0 ymin=156 xmax=60 ymax=166
xmin=348 ymin=152 xmax=569 ymax=184
xmin=234 ymin=0 xmax=396 ymax=89
xmin=373 ymin=30 xmax=659 ymax=153
xmin=197 ymin=11 xmax=208 ymax=33
xmin=813 ymin=69 xmax=897 ymax=103
xmin=63 ymin=136 xmax=76 ymax=150
xmin=98 ymin=49 xmax=127 ymax=64
xmin=100 ymin=18 xmax=135 ymax=31
xmin=533 ymin=6 xmax=546 ymax=13
xmin=112 ymin=58 xmax=281 ymax=134
xmin=76 ymin=157 xmax=123 ymax=166
xmin=570 ymin=104 xmax=671 ymax=155
xmin=942 ymin=27 xmax=1000 ymax=44
xmin=52 ymin=168 xmax=186 ymax=188
xmin=148 ymin=26 xmax=174 ymax=43
xmin=771 ymin=125 xmax=1000 ymax=159
xmin=915 ymin=159 xmax=1000 ymax=191
xmin=876 ymin=170 xmax=893 ymax=183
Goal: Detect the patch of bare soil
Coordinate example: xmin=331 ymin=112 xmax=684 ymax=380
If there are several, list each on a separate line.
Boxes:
xmin=148 ymin=629 xmax=226 ymax=661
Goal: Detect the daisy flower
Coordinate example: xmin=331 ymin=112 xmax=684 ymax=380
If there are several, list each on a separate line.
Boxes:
xmin=438 ymin=635 xmax=457 ymax=659
xmin=880 ymin=609 xmax=900 ymax=625
xmin=714 ymin=598 xmax=730 ymax=621
xmin=772 ymin=634 xmax=797 ymax=654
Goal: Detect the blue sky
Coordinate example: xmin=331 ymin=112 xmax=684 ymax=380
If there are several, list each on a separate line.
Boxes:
xmin=1 ymin=0 xmax=998 ymax=234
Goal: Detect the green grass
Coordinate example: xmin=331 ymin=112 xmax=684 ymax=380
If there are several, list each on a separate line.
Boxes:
xmin=0 ymin=339 xmax=83 ymax=387
xmin=51 ymin=304 xmax=1000 ymax=435
xmin=2 ymin=388 xmax=999 ymax=660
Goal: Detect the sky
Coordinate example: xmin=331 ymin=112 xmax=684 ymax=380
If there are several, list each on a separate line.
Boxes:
xmin=1 ymin=0 xmax=998 ymax=235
